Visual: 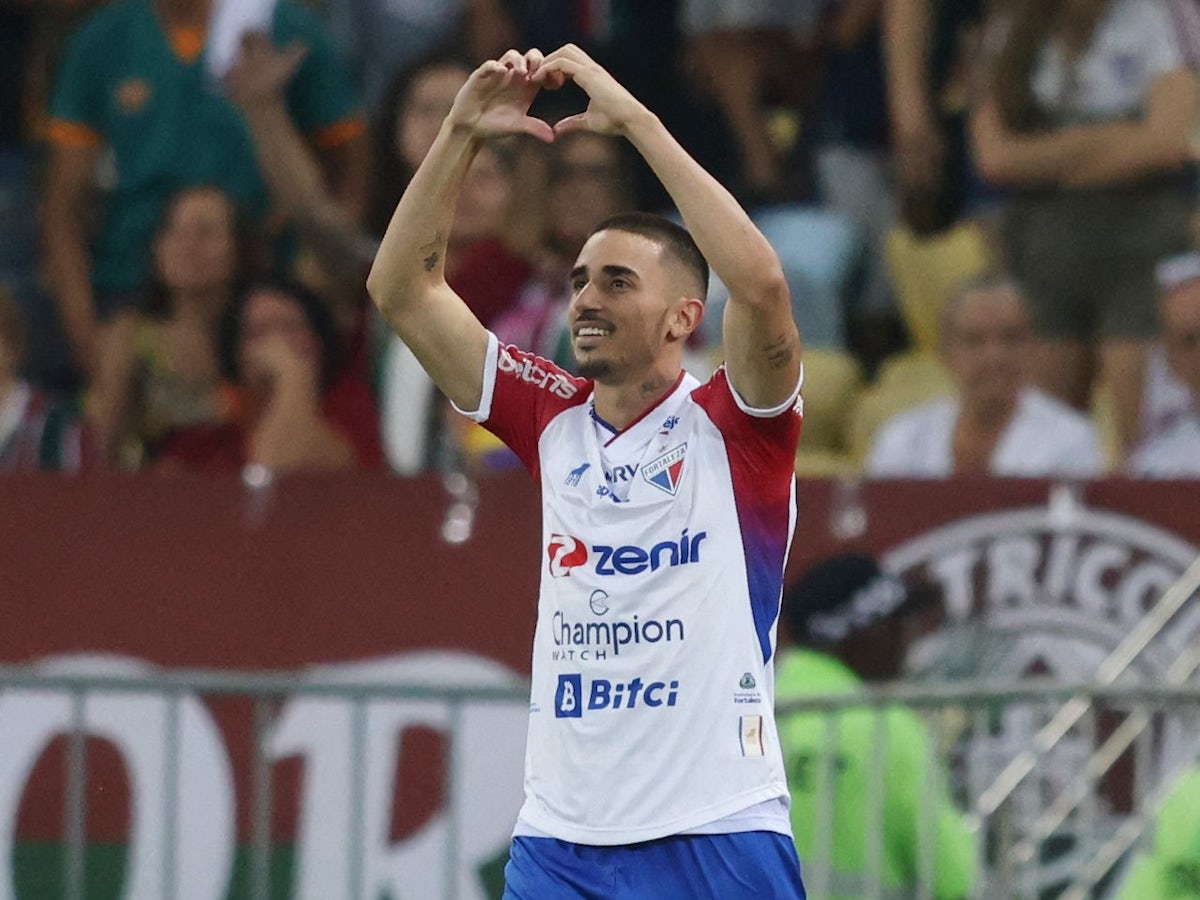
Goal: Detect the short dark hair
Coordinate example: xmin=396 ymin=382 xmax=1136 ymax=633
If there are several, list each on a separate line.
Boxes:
xmin=218 ymin=277 xmax=342 ymax=391
xmin=783 ymin=553 xmax=930 ymax=646
xmin=590 ymin=211 xmax=709 ymax=300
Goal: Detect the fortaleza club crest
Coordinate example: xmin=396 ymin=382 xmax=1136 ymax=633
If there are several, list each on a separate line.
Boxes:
xmin=881 ymin=497 xmax=1200 ymax=895
xmin=642 ymin=443 xmax=687 ymax=496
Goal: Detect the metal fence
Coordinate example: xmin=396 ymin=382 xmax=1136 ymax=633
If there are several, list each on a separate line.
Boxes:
xmin=0 ymin=665 xmax=1198 ymax=900
xmin=777 ymin=679 xmax=1200 ymax=900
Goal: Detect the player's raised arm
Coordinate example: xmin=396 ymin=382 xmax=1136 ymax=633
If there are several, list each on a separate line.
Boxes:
xmin=535 ymin=45 xmax=801 ymax=410
xmin=366 ymin=50 xmax=554 ymax=412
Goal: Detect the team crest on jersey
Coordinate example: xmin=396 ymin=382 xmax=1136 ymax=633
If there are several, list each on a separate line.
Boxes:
xmin=115 ymin=78 xmax=152 ymax=115
xmin=642 ymin=443 xmax=687 ymax=495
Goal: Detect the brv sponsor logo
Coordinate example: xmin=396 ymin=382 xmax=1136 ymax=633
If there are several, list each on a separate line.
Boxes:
xmin=604 ymin=463 xmax=638 ymax=484
xmin=545 ymin=529 xmax=707 ymax=577
xmin=554 ymin=674 xmax=680 ymax=717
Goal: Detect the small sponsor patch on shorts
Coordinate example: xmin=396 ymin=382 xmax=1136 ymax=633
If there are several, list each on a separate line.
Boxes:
xmin=739 ymin=715 xmax=765 ymax=757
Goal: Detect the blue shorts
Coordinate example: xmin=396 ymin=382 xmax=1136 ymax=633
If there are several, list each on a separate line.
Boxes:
xmin=503 ymin=831 xmax=806 ymax=899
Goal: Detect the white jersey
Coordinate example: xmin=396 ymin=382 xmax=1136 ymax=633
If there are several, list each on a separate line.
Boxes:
xmin=458 ymin=333 xmax=803 ymax=846
xmin=1127 ymin=414 xmax=1200 ymax=477
xmin=1027 ymin=0 xmax=1200 ymax=124
xmin=865 ymin=388 xmax=1105 ymax=479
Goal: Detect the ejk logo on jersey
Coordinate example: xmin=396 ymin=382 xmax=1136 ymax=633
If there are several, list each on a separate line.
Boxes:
xmin=554 ymin=674 xmax=680 ymax=717
xmin=547 ymin=529 xmax=708 ymax=577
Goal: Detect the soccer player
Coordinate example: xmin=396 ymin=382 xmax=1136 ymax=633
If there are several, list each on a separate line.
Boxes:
xmin=367 ymin=45 xmax=806 ymax=898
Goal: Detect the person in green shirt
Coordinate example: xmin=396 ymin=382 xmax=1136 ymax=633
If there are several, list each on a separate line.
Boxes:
xmin=777 ymin=552 xmax=977 ymax=899
xmin=42 ymin=0 xmax=368 ymax=379
xmin=1116 ymin=763 xmax=1200 ymax=899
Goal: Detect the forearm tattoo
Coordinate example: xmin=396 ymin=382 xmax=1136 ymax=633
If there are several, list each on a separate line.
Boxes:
xmin=420 ymin=232 xmax=445 ymax=272
xmin=763 ymin=334 xmax=795 ymax=370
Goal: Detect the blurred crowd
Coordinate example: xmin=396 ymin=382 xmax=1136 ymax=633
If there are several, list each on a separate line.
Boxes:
xmin=3 ymin=0 xmax=1200 ymax=479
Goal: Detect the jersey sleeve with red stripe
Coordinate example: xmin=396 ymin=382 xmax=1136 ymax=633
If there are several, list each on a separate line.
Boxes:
xmin=691 ymin=366 xmax=803 ymax=473
xmin=692 ymin=366 xmax=803 ymax=663
xmin=483 ymin=344 xmax=591 ymax=478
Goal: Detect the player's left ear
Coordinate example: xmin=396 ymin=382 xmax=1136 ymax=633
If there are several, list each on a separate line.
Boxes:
xmin=666 ymin=296 xmax=704 ymax=343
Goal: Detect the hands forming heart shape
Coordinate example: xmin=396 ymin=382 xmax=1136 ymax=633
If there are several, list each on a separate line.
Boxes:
xmin=451 ymin=45 xmax=641 ymax=145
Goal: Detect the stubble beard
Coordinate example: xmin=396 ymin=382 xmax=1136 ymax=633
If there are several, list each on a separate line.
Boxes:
xmin=576 ymin=356 xmax=615 ymax=382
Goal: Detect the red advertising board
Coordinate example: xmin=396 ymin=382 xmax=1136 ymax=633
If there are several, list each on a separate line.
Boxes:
xmin=1 ymin=473 xmax=1198 ymax=899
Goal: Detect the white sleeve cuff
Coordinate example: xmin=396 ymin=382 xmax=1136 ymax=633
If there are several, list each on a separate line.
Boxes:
xmin=728 ymin=362 xmax=805 ymax=419
xmin=450 ymin=331 xmax=499 ymax=423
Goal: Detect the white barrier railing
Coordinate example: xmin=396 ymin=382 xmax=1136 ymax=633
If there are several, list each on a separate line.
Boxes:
xmin=0 ymin=664 xmax=1197 ymax=900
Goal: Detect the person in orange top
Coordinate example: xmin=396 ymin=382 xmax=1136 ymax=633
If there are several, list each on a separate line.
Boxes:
xmin=41 ymin=0 xmax=368 ymax=380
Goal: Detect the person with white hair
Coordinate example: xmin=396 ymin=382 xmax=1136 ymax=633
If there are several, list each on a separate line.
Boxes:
xmin=866 ymin=275 xmax=1104 ymax=478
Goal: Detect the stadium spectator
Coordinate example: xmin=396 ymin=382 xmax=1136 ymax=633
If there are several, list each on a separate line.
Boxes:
xmin=89 ymin=185 xmax=256 ymax=469
xmin=365 ymin=54 xmax=536 ymax=473
xmin=0 ymin=3 xmax=50 ymax=317
xmin=777 ymin=552 xmax=976 ymax=899
xmin=228 ymin=42 xmax=535 ymax=473
xmin=513 ymin=0 xmax=739 ymax=212
xmin=315 ymin=0 xmax=517 ymax=108
xmin=810 ymin=0 xmax=896 ymax=315
xmin=41 ymin=0 xmax=367 ymax=381
xmin=377 ymin=53 xmax=540 ymax=323
xmin=159 ymin=277 xmax=381 ymax=473
xmin=884 ymin=0 xmax=988 ymax=235
xmin=230 ymin=43 xmax=533 ymax=328
xmin=969 ymin=0 xmax=1200 ymax=458
xmin=1135 ymin=252 xmax=1200 ymax=443
xmin=0 ymin=0 xmax=103 ymax=391
xmin=679 ymin=0 xmax=821 ymax=202
xmin=0 ymin=288 xmax=86 ymax=472
xmin=866 ymin=276 xmax=1105 ymax=477
xmin=492 ymin=129 xmax=636 ymax=363
xmin=1114 ymin=762 xmax=1200 ymax=899
xmin=1127 ymin=253 xmax=1200 ymax=477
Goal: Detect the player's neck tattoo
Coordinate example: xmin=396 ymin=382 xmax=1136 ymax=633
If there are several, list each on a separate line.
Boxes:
xmin=638 ymin=375 xmax=672 ymax=397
